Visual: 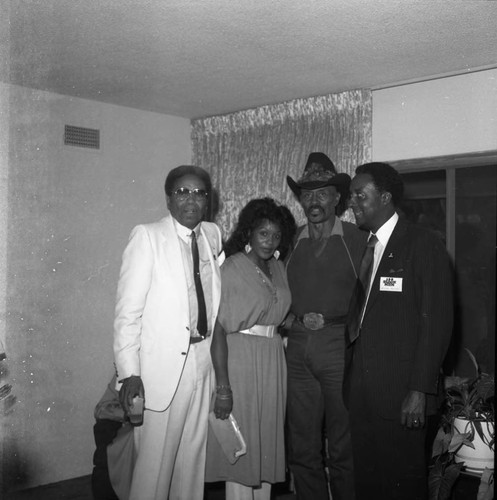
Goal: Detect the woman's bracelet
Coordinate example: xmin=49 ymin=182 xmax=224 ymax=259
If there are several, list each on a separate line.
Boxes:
xmin=216 ymin=384 xmax=232 ymax=401
xmin=216 ymin=393 xmax=233 ymax=400
xmin=216 ymin=384 xmax=232 ymax=393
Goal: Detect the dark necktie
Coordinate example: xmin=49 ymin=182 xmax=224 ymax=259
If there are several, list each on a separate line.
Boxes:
xmin=191 ymin=231 xmax=207 ymax=337
xmin=348 ymin=234 xmax=378 ymax=343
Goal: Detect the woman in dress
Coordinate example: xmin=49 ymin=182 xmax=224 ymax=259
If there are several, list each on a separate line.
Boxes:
xmin=206 ymin=198 xmax=296 ymax=500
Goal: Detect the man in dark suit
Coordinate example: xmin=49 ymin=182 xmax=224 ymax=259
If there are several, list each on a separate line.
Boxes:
xmin=345 ymin=162 xmax=453 ymax=500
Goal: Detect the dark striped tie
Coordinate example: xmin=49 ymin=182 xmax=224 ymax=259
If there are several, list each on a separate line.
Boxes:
xmin=347 ymin=234 xmax=378 ymax=343
xmin=191 ymin=231 xmax=207 ymax=338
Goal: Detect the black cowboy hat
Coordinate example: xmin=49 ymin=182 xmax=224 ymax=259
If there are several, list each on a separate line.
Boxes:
xmin=286 ymin=152 xmax=351 ymax=197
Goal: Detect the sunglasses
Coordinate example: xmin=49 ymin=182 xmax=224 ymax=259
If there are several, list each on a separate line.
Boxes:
xmin=172 ymin=187 xmax=209 ymax=201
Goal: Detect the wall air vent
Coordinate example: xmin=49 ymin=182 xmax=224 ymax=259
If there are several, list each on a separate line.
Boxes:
xmin=64 ymin=125 xmax=100 ymax=149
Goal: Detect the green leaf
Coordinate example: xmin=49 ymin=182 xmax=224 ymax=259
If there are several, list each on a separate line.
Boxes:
xmin=464 ymin=348 xmax=479 ymax=378
xmin=475 ymin=374 xmax=495 ymax=401
xmin=477 ymin=468 xmax=494 ymax=500
xmin=428 ymin=461 xmax=445 ymax=500
xmin=429 ymin=461 xmax=463 ymax=500
xmin=432 ymin=427 xmax=451 ymax=457
xmin=448 ymin=432 xmax=471 ymax=453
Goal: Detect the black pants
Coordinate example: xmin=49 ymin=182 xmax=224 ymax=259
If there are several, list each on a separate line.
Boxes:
xmin=92 ymin=419 xmax=122 ymax=500
xmin=348 ymin=342 xmax=428 ymax=500
xmin=287 ymin=326 xmax=355 ymax=500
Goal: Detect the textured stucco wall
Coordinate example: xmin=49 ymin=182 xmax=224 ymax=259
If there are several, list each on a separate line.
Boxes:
xmin=1 ymin=83 xmax=190 ymax=490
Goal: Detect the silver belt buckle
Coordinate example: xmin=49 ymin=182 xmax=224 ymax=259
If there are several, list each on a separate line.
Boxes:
xmin=303 ymin=312 xmax=325 ymax=331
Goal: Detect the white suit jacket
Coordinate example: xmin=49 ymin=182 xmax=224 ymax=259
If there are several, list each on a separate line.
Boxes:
xmin=113 ymin=215 xmax=223 ymax=411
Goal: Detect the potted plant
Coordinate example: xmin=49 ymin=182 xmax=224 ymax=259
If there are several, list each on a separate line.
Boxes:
xmin=429 ymin=349 xmax=494 ymax=500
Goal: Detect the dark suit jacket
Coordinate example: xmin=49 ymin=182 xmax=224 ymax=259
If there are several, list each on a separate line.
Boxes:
xmin=345 ymin=217 xmax=453 ymax=419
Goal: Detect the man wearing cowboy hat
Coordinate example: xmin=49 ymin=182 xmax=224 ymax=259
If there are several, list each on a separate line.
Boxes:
xmin=284 ymin=152 xmax=366 ymax=500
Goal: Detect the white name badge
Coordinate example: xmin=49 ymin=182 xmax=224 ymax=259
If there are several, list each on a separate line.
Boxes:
xmin=380 ymin=277 xmax=403 ymax=292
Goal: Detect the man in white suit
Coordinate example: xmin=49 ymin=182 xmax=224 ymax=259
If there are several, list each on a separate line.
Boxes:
xmin=113 ymin=165 xmax=223 ymax=500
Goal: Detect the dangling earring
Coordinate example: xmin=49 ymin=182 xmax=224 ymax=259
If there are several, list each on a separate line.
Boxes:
xmin=245 ymin=243 xmax=252 ymax=254
xmin=273 ymin=250 xmax=280 ymax=260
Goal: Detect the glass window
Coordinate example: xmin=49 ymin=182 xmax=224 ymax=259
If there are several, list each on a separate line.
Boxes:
xmin=400 ymin=165 xmax=496 ymax=377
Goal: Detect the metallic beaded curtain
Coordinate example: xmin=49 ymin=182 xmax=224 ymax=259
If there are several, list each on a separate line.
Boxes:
xmin=192 ymin=89 xmax=372 ymax=240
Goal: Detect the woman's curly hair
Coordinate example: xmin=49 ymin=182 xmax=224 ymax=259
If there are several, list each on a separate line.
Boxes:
xmin=224 ymin=198 xmax=297 ymax=259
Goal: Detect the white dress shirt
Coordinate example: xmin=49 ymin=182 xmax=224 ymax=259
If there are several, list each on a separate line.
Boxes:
xmin=362 ymin=212 xmax=399 ymax=319
xmin=173 ymin=219 xmax=213 ymax=336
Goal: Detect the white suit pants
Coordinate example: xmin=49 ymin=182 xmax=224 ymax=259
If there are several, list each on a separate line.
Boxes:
xmin=129 ymin=341 xmax=213 ymax=500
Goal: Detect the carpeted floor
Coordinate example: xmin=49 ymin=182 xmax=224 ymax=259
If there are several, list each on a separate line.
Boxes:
xmin=4 ymin=475 xmax=297 ymax=500
xmin=3 ymin=470 xmax=481 ymax=499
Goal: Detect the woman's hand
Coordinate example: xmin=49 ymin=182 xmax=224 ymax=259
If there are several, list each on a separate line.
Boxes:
xmin=214 ymin=385 xmax=233 ymax=420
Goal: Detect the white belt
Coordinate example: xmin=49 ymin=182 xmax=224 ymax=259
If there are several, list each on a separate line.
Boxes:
xmin=240 ymin=324 xmax=276 ymax=338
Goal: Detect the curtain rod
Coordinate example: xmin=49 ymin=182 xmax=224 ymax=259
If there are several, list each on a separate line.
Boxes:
xmin=371 ymin=64 xmax=497 ymax=91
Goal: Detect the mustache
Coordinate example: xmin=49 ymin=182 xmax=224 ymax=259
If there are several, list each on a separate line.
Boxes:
xmin=308 ymin=205 xmax=324 ymax=212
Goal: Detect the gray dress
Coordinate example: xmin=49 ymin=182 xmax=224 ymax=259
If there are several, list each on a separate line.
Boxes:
xmin=205 ymin=252 xmax=291 ymax=486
